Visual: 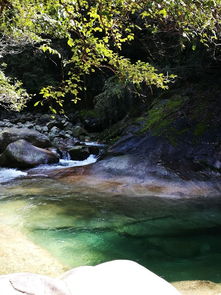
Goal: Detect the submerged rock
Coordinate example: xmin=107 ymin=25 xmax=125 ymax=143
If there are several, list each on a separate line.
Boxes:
xmin=0 ymin=127 xmax=51 ymax=153
xmin=0 ymin=139 xmax=59 ymax=168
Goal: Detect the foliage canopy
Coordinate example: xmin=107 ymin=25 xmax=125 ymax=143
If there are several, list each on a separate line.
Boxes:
xmin=0 ymin=0 xmax=221 ymax=111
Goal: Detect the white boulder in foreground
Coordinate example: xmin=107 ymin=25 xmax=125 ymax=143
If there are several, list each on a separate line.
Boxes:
xmin=61 ymin=260 xmax=181 ymax=295
xmin=0 ymin=260 xmax=180 ymax=295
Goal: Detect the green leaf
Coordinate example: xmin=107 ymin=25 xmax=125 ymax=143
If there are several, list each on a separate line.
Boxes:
xmin=34 ymin=101 xmax=40 ymax=107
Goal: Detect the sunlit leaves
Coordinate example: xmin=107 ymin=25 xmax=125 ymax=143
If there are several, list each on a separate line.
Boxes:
xmin=2 ymin=0 xmax=220 ymax=112
xmin=0 ymin=70 xmax=30 ymax=111
xmin=110 ymin=56 xmax=175 ymax=89
xmin=0 ymin=0 xmax=175 ymax=112
xmin=40 ymin=44 xmax=61 ymax=58
xmin=137 ymin=0 xmax=221 ymax=48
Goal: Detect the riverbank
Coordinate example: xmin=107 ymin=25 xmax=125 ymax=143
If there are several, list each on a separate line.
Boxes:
xmin=0 ymin=105 xmax=221 ymax=182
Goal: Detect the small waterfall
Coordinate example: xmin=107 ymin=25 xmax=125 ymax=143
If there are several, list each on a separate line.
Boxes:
xmin=0 ymin=168 xmax=27 ymax=183
xmin=60 ymin=150 xmax=71 ymax=160
xmin=59 ymin=154 xmax=97 ymax=167
xmin=0 ymin=145 xmax=100 ymax=182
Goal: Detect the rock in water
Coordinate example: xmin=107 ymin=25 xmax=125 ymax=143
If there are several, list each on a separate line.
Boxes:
xmin=0 ymin=139 xmax=59 ymax=168
xmin=68 ymin=145 xmax=90 ymax=160
xmin=0 ymin=127 xmax=51 ymax=153
xmin=61 ymin=260 xmax=181 ymax=295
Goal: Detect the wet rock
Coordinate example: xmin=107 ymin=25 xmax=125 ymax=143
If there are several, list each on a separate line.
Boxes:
xmin=68 ymin=145 xmax=90 ymax=160
xmin=87 ymin=145 xmax=100 ymax=155
xmin=0 ymin=120 xmax=13 ymax=128
xmin=95 ymin=126 xmax=221 ymax=180
xmin=49 ymin=126 xmax=60 ymax=139
xmin=65 ymin=130 xmax=73 ymax=136
xmin=22 ymin=122 xmax=35 ymax=129
xmin=34 ymin=125 xmax=43 ymax=132
xmin=36 ymin=114 xmax=52 ymax=125
xmin=65 ymin=134 xmax=73 ymax=139
xmin=72 ymin=125 xmax=88 ymax=137
xmin=16 ymin=122 xmax=24 ymax=128
xmin=0 ymin=139 xmax=59 ymax=168
xmin=64 ymin=123 xmax=74 ymax=131
xmin=42 ymin=126 xmax=49 ymax=133
xmin=46 ymin=120 xmax=59 ymax=130
xmin=0 ymin=127 xmax=51 ymax=153
xmin=51 ymin=137 xmax=78 ymax=151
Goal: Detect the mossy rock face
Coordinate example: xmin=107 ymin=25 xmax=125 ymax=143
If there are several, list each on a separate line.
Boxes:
xmin=141 ymin=95 xmax=188 ymax=136
xmin=135 ymin=95 xmax=191 ymax=146
xmin=136 ymin=94 xmax=219 ymax=148
xmin=97 ymin=121 xmax=221 ymax=180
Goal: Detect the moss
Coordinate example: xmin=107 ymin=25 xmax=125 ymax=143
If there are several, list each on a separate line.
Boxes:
xmin=140 ymin=95 xmax=187 ymax=135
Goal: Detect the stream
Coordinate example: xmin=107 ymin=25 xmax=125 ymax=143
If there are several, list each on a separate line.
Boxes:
xmin=0 ymin=156 xmax=221 ymax=283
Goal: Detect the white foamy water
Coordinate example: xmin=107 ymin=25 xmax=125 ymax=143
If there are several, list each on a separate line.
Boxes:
xmin=81 ymin=141 xmax=106 ymax=147
xmin=0 ymin=168 xmax=27 ymax=184
xmin=32 ymin=154 xmax=98 ymax=170
xmin=59 ymin=154 xmax=97 ymax=167
xmin=0 ymin=155 xmax=98 ymax=183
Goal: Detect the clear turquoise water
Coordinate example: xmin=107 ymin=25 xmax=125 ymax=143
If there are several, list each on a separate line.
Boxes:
xmin=0 ymin=178 xmax=221 ymax=282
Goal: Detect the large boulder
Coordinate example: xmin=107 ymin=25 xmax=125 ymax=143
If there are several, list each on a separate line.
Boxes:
xmin=0 ymin=260 xmax=180 ymax=295
xmin=61 ymin=260 xmax=180 ymax=295
xmin=68 ymin=145 xmax=90 ymax=161
xmin=0 ymin=139 xmax=59 ymax=168
xmin=0 ymin=128 xmax=51 ymax=153
xmin=94 ymin=126 xmax=221 ymax=180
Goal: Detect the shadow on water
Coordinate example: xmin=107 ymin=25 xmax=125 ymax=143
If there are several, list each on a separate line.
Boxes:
xmin=0 ymin=178 xmax=221 ymax=282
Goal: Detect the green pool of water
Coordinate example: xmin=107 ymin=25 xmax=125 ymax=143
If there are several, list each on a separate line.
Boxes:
xmin=0 ymin=178 xmax=221 ymax=282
